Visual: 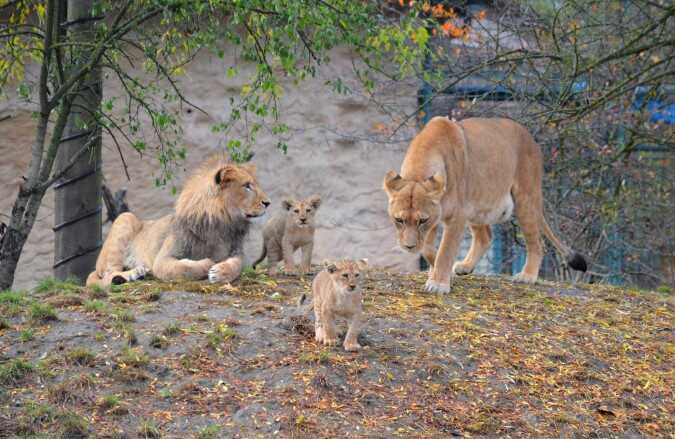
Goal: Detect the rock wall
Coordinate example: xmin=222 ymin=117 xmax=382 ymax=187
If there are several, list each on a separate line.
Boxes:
xmin=0 ymin=47 xmax=428 ymax=290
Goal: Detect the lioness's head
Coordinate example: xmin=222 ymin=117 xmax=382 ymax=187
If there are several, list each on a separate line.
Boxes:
xmin=282 ymin=195 xmax=321 ymax=228
xmin=214 ymin=163 xmax=270 ymax=220
xmin=326 ymin=259 xmax=368 ymax=293
xmin=383 ymin=171 xmax=445 ymax=253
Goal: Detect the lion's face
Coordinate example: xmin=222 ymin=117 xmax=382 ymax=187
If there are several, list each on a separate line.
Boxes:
xmin=327 ymin=259 xmax=367 ymax=293
xmin=215 ymin=164 xmax=270 ymax=220
xmin=383 ymin=171 xmax=445 ymax=253
xmin=282 ymin=195 xmax=321 ymax=228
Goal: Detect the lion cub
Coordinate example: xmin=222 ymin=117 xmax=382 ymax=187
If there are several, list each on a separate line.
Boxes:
xmin=253 ymin=195 xmax=321 ymax=274
xmin=305 ymin=259 xmax=367 ymax=352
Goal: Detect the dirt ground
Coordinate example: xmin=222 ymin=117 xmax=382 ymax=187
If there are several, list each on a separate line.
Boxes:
xmin=1 ymin=269 xmax=672 ymax=438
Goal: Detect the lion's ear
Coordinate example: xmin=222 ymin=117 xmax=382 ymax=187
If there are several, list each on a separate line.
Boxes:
xmin=282 ymin=199 xmax=294 ymax=211
xmin=308 ymin=194 xmax=321 ymax=209
xmin=383 ymin=171 xmax=404 ymax=196
xmin=215 ymin=165 xmax=237 ymax=187
xmin=422 ymin=174 xmax=446 ymax=200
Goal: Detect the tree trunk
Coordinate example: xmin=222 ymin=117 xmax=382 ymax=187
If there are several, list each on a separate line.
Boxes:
xmin=53 ymin=0 xmax=102 ymax=283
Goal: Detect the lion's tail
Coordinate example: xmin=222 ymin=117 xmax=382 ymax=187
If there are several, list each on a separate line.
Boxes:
xmin=541 ymin=217 xmax=588 ymax=272
xmin=252 ymin=246 xmax=266 ymax=269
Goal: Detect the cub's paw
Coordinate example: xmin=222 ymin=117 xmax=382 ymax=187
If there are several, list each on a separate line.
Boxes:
xmin=513 ymin=272 xmax=538 ymax=284
xmin=323 ymin=338 xmax=338 ymax=347
xmin=424 ymin=279 xmax=451 ymax=294
xmin=280 ymin=265 xmax=297 ymax=276
xmin=452 ymin=262 xmax=474 ymax=276
xmin=344 ymin=342 xmax=362 ymax=352
xmin=208 ymin=258 xmax=242 ymax=284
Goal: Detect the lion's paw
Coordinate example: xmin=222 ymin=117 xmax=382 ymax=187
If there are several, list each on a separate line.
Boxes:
xmin=208 ymin=258 xmax=242 ymax=284
xmin=129 ymin=266 xmax=147 ymax=281
xmin=424 ymin=279 xmax=451 ymax=294
xmin=323 ymin=338 xmax=338 ymax=347
xmin=513 ymin=272 xmax=538 ymax=284
xmin=452 ymin=262 xmax=474 ymax=276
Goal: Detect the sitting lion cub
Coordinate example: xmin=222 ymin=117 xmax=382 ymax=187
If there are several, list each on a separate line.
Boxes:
xmin=253 ymin=195 xmax=321 ymax=274
xmin=303 ymin=259 xmax=367 ymax=352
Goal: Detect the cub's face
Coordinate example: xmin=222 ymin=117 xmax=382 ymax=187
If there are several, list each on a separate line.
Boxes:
xmin=283 ymin=195 xmax=321 ymax=228
xmin=215 ymin=163 xmax=271 ymax=219
xmin=327 ymin=259 xmax=368 ymax=293
xmin=383 ymin=171 xmax=445 ymax=253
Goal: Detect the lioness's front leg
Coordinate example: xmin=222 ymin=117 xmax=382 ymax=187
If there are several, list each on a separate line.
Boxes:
xmin=208 ymin=256 xmax=243 ymax=284
xmin=425 ymin=217 xmax=465 ymax=294
xmin=343 ymin=312 xmax=364 ymax=352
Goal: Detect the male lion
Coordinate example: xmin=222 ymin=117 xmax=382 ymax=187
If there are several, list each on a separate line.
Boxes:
xmin=86 ymin=156 xmax=270 ymax=287
xmin=383 ymin=116 xmax=587 ymax=293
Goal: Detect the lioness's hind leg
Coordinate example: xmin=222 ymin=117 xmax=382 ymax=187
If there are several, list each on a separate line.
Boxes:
xmin=512 ymin=179 xmax=544 ymax=284
xmin=453 ymin=225 xmax=492 ymax=275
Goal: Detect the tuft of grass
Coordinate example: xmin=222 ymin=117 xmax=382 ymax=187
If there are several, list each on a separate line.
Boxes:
xmin=24 ymin=400 xmax=55 ymax=425
xmin=0 ymin=290 xmax=26 ymax=317
xmin=29 ymin=302 xmax=58 ymax=324
xmin=159 ymin=388 xmax=173 ymax=399
xmin=162 ymin=322 xmax=181 ymax=336
xmin=144 ymin=290 xmax=161 ymax=302
xmin=196 ymin=424 xmax=222 ymax=439
xmin=298 ymin=350 xmax=332 ymax=365
xmin=149 ymin=334 xmax=169 ymax=349
xmin=20 ymin=328 xmax=34 ymax=342
xmin=656 ymin=285 xmax=672 ymax=294
xmin=83 ymin=299 xmax=109 ymax=314
xmin=0 ymin=358 xmax=33 ymax=385
xmin=138 ymin=419 xmax=160 ymax=438
xmin=206 ymin=323 xmax=237 ymax=349
xmin=46 ymin=292 xmax=83 ymax=307
xmin=47 ymin=374 xmax=95 ymax=404
xmin=117 ymin=346 xmax=149 ymax=368
xmin=97 ymin=394 xmax=120 ymax=410
xmin=56 ymin=410 xmax=89 ymax=438
xmin=65 ymin=347 xmax=96 ymax=366
xmin=114 ymin=323 xmax=137 ymax=346
xmin=112 ymin=308 xmax=135 ymax=323
xmin=88 ymin=284 xmax=107 ymax=299
xmin=34 ymin=277 xmax=81 ymax=296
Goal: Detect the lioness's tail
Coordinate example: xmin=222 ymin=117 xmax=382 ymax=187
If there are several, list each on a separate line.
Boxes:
xmin=542 ymin=217 xmax=588 ymax=272
xmin=252 ymin=246 xmax=266 ymax=269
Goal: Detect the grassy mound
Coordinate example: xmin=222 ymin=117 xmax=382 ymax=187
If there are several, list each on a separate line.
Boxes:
xmin=0 ymin=270 xmax=672 ymax=437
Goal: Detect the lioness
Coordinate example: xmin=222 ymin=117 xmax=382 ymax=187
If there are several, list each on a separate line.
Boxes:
xmin=86 ymin=156 xmax=270 ymax=287
xmin=383 ymin=116 xmax=587 ymax=293
xmin=252 ymin=195 xmax=321 ymax=274
xmin=301 ymin=259 xmax=367 ymax=351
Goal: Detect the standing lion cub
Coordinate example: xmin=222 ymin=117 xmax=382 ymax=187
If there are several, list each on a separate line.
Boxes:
xmin=253 ymin=195 xmax=321 ymax=274
xmin=301 ymin=259 xmax=367 ymax=352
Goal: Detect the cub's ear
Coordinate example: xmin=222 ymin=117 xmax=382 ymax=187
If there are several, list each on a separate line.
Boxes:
xmin=308 ymin=194 xmax=321 ymax=209
xmin=383 ymin=171 xmax=404 ymax=196
xmin=422 ymin=174 xmax=446 ymax=200
xmin=356 ymin=258 xmax=368 ymax=270
xmin=215 ymin=165 xmax=237 ymax=187
xmin=282 ymin=199 xmax=295 ymax=211
xmin=326 ymin=263 xmax=338 ymax=274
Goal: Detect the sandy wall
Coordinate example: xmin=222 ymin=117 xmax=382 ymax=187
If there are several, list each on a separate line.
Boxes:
xmin=0 ymin=47 xmax=425 ymax=290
